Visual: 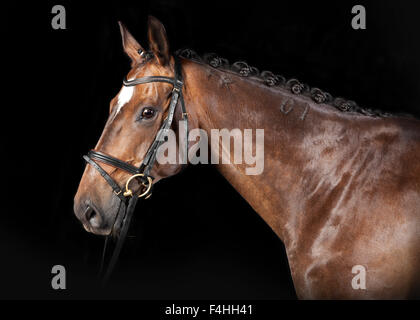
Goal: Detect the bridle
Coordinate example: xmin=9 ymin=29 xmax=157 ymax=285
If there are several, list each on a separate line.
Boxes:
xmin=83 ymin=56 xmax=188 ymax=284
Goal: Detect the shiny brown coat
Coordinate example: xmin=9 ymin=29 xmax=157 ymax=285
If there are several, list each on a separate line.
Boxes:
xmin=74 ymin=17 xmax=420 ymax=299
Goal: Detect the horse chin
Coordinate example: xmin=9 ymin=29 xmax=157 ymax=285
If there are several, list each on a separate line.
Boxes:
xmin=84 ymin=224 xmax=112 ymax=236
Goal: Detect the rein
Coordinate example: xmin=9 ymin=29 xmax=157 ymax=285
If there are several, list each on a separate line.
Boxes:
xmin=83 ymin=56 xmax=188 ymax=284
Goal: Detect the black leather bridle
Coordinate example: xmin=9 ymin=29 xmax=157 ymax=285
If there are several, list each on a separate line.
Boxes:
xmin=83 ymin=56 xmax=188 ymax=284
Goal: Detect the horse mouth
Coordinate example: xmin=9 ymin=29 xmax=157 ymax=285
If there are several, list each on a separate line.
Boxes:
xmin=82 ymin=222 xmax=111 ymax=236
xmin=81 ymin=201 xmax=117 ymax=236
xmin=82 ymin=220 xmax=112 ymax=236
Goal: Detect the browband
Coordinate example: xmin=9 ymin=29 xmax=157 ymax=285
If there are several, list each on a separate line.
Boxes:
xmin=123 ymin=76 xmax=178 ymax=87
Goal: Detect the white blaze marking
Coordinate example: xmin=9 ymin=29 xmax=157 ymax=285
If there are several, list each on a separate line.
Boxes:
xmin=116 ymin=86 xmax=134 ymax=113
xmin=110 ymin=77 xmax=136 ymax=122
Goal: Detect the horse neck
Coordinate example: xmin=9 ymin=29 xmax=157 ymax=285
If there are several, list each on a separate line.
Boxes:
xmin=181 ymin=58 xmax=353 ymax=243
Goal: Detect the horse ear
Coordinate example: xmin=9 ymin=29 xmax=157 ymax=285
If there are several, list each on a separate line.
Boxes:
xmin=118 ymin=21 xmax=146 ymax=66
xmin=147 ymin=16 xmax=170 ymax=66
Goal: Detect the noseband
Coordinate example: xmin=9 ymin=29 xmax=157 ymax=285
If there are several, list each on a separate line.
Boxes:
xmin=83 ymin=57 xmax=188 ymax=284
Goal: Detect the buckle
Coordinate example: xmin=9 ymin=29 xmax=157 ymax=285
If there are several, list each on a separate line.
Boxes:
xmin=173 ymin=79 xmax=183 ymax=93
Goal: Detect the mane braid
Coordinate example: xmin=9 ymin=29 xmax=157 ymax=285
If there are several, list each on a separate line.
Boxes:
xmin=175 ymin=48 xmax=395 ymax=118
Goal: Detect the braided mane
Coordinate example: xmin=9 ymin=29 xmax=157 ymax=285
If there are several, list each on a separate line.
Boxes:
xmin=175 ymin=48 xmax=393 ymax=118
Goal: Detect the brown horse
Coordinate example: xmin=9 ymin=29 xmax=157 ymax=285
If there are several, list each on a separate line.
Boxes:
xmin=74 ymin=16 xmax=420 ymax=299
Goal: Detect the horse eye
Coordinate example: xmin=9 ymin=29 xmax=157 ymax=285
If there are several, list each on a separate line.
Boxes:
xmin=140 ymin=107 xmax=156 ymax=119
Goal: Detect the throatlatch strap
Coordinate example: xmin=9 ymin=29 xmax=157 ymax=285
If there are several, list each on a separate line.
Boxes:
xmin=179 ymin=90 xmax=189 ymax=164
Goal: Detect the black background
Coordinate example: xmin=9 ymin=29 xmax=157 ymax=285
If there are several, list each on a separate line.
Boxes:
xmin=1 ymin=0 xmax=420 ymax=299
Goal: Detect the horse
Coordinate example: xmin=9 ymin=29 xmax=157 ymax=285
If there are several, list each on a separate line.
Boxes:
xmin=74 ymin=16 xmax=420 ymax=299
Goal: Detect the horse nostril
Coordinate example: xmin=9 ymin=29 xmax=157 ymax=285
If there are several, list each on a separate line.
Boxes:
xmin=84 ymin=205 xmax=102 ymax=229
xmin=85 ymin=206 xmax=97 ymax=222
